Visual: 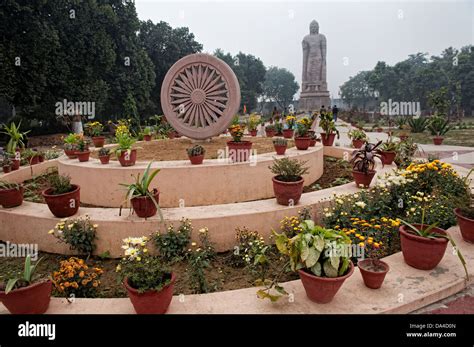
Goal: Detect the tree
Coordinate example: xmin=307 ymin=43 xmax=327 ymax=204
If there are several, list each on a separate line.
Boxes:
xmin=262 ymin=67 xmax=299 ymax=112
xmin=214 ymin=49 xmax=266 ymax=112
xmin=139 ymin=20 xmax=202 ymax=116
xmin=339 ymin=71 xmax=375 ymax=109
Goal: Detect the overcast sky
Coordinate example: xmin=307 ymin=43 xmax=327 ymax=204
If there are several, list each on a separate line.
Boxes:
xmin=136 ymin=0 xmax=473 ymax=98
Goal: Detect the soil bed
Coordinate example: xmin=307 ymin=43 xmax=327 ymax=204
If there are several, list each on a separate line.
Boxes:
xmin=91 ymin=136 xmax=294 ymax=161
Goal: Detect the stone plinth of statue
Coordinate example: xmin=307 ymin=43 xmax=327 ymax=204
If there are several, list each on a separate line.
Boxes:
xmin=299 ymin=20 xmax=330 ymax=112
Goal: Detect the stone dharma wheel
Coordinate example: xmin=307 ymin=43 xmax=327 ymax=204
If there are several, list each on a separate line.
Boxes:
xmin=161 ymin=53 xmax=241 ymax=140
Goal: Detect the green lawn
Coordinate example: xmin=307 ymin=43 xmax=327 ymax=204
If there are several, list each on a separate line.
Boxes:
xmin=391 ymin=128 xmax=474 ymax=147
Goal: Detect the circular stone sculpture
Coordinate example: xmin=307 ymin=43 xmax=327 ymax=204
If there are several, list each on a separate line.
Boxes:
xmin=161 ymin=53 xmax=241 ymax=140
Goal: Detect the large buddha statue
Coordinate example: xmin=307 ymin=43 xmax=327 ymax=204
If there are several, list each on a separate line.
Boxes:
xmin=299 ymin=20 xmax=330 ymax=112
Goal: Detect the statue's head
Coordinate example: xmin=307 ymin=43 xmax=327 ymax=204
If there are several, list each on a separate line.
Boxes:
xmin=310 ymin=20 xmax=319 ymax=34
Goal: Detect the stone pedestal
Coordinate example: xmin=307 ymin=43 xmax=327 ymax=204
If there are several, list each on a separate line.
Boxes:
xmin=299 ymin=89 xmax=331 ymax=113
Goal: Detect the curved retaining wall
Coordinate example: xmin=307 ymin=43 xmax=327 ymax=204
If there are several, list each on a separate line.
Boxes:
xmin=58 ymin=145 xmax=324 ymax=208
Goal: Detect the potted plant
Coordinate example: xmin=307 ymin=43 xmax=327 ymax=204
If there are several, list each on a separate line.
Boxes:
xmin=0 ymin=255 xmax=52 ymax=314
xmin=273 ymin=137 xmax=288 ymax=155
xmin=265 ymin=124 xmax=276 ymax=137
xmin=85 ymin=121 xmax=105 ymax=147
xmin=22 ymin=148 xmax=40 ymax=165
xmin=142 ymin=126 xmax=154 ymax=141
xmin=187 ymin=145 xmax=205 ymax=165
xmin=379 ymin=138 xmax=399 ymax=165
xmin=42 ymin=173 xmax=80 ymax=218
xmin=75 ymin=139 xmax=90 ymax=162
xmin=294 ymin=117 xmax=312 ymax=150
xmin=319 ymin=113 xmax=340 ymax=146
xmin=0 ymin=181 xmax=24 ymax=208
xmin=358 ymin=258 xmax=389 ymax=289
xmin=400 ymin=214 xmax=468 ymax=278
xmin=348 ymin=129 xmax=367 ymax=148
xmin=117 ymin=237 xmax=175 ymax=314
xmin=1 ymin=121 xmax=29 ymax=153
xmin=283 ymin=115 xmax=296 ymax=138
xmin=120 ymin=162 xmax=162 ymax=219
xmin=115 ymin=126 xmax=137 ymax=167
xmin=398 ymin=124 xmax=410 ymax=141
xmin=63 ymin=133 xmax=80 ymax=159
xmin=37 ymin=150 xmax=45 ymax=162
xmin=273 ymin=220 xmax=354 ymax=303
xmin=350 ymin=141 xmax=383 ymax=188
xmin=98 ymin=147 xmax=111 ymax=164
xmin=428 ymin=116 xmax=451 ymax=145
xmin=10 ymin=152 xmax=20 ymax=171
xmin=270 ymin=157 xmax=309 ymax=206
xmin=2 ymin=155 xmax=11 ymax=173
xmin=309 ymin=132 xmax=318 ymax=147
xmin=454 ymin=207 xmax=474 ymax=243
xmin=227 ymin=124 xmax=252 ymax=162
xmin=247 ymin=114 xmax=260 ymax=137
xmin=275 ymin=122 xmax=283 ymax=136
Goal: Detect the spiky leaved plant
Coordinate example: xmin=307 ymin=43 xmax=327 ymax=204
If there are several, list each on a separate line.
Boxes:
xmin=119 ymin=162 xmax=162 ymax=221
xmin=272 ymin=138 xmax=288 ymax=146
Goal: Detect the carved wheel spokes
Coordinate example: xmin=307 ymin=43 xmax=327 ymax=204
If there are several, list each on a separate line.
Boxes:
xmin=170 ymin=64 xmax=229 ymax=128
xmin=161 ymin=53 xmax=241 ymax=140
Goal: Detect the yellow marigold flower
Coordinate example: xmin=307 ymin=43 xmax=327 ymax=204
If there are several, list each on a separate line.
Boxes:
xmin=358 ymin=242 xmax=365 ymax=248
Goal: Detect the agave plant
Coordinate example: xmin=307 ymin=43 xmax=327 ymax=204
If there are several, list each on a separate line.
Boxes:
xmin=408 ymin=117 xmax=429 ymax=133
xmin=5 ymin=255 xmax=44 ymax=294
xmin=350 ymin=141 xmax=383 ymax=174
xmin=1 ymin=121 xmax=30 ymax=153
xmin=120 ymin=162 xmax=162 ymax=221
xmin=428 ymin=116 xmax=452 ymax=137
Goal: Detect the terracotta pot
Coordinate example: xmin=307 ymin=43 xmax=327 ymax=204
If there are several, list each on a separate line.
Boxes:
xmin=309 ymin=139 xmax=317 ymax=147
xmin=399 ymin=224 xmax=448 ymax=270
xmin=3 ymin=165 xmax=11 ymax=173
xmin=249 ymin=130 xmax=257 ymax=137
xmin=399 ymin=135 xmax=409 ymax=142
xmin=91 ymin=136 xmax=105 ymax=148
xmin=0 ymin=186 xmax=24 ymax=208
xmin=352 ymin=139 xmax=365 ymax=149
xmin=118 ymin=149 xmax=137 ymax=167
xmin=282 ymin=129 xmax=294 ymax=139
xmin=227 ymin=141 xmax=252 ymax=162
xmin=11 ymin=159 xmax=20 ymax=171
xmin=294 ymin=137 xmax=311 ymax=150
xmin=377 ymin=128 xmax=383 ymax=132
xmin=189 ymin=154 xmax=204 ymax=165
xmin=64 ymin=149 xmax=77 ymax=159
xmin=433 ymin=136 xmax=444 ymax=145
xmin=124 ymin=273 xmax=175 ymax=314
xmin=143 ymin=135 xmax=152 ymax=142
xmin=265 ymin=130 xmax=276 ymax=138
xmin=358 ymin=259 xmax=389 ymax=289
xmin=38 ymin=155 xmax=45 ymax=163
xmin=274 ymin=144 xmax=287 ymax=155
xmin=0 ymin=280 xmax=52 ymax=314
xmin=272 ymin=176 xmax=304 ymax=206
xmin=168 ymin=131 xmax=179 ymax=139
xmin=352 ymin=170 xmax=376 ymax=188
xmin=175 ymin=132 xmax=182 ymax=138
xmin=298 ymin=262 xmax=354 ymax=303
xmin=42 ymin=184 xmax=80 ymax=218
xmin=29 ymin=155 xmax=40 ymax=165
xmin=321 ymin=133 xmax=336 ymax=146
xmin=130 ymin=189 xmax=160 ymax=218
xmin=99 ymin=155 xmax=110 ymax=165
xmin=380 ymin=151 xmax=396 ymax=165
xmin=75 ymin=151 xmax=91 ymax=162
xmin=454 ymin=208 xmax=474 ymax=243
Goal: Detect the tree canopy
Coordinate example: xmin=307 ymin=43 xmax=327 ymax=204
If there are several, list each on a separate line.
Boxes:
xmin=340 ymin=46 xmax=474 ymax=116
xmin=262 ymin=66 xmax=299 ymax=112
